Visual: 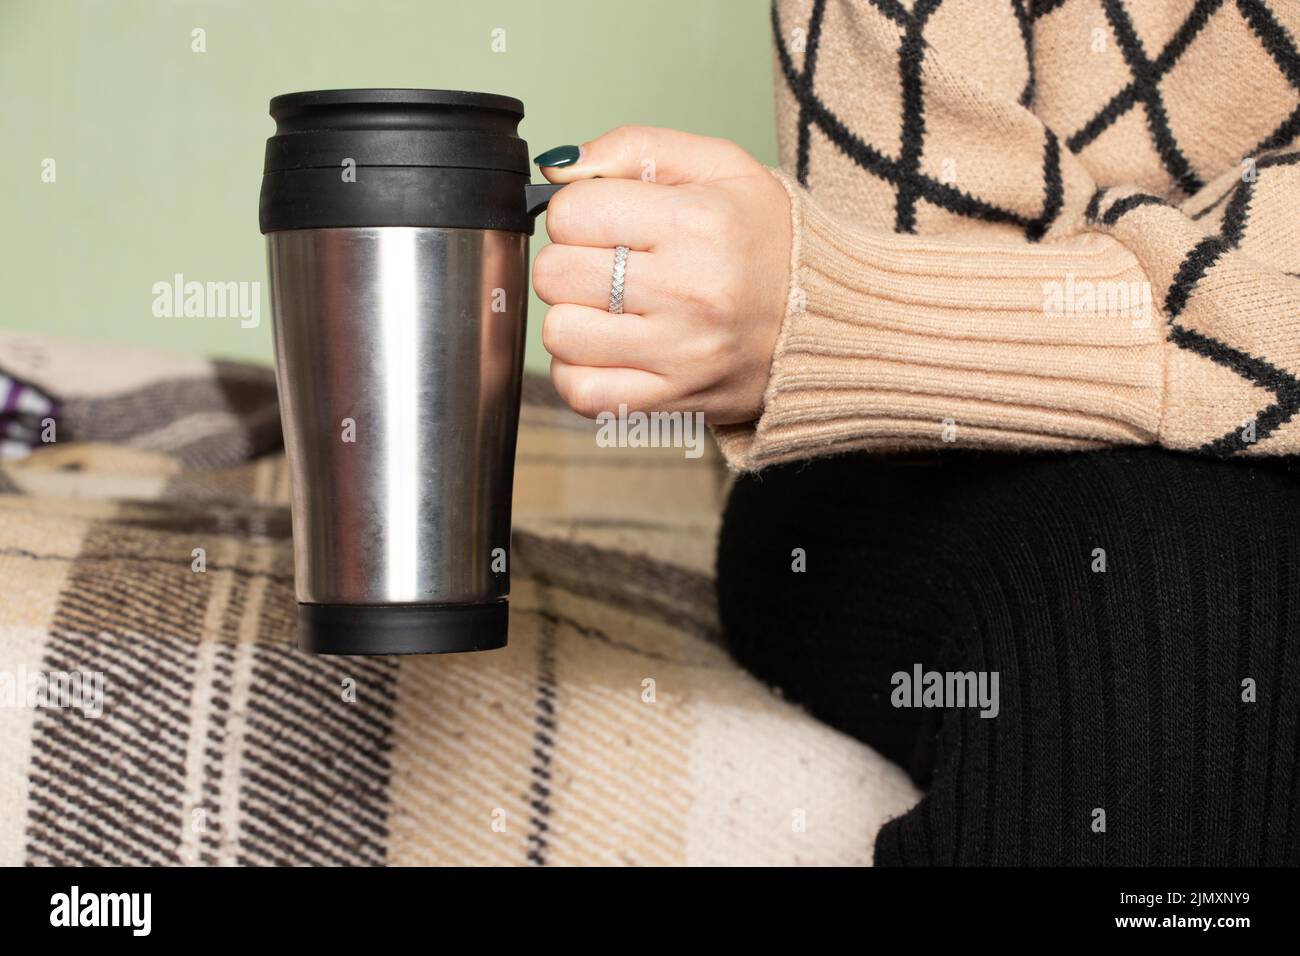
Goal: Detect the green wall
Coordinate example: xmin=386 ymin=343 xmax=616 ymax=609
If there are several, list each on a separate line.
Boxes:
xmin=1 ymin=0 xmax=777 ymax=372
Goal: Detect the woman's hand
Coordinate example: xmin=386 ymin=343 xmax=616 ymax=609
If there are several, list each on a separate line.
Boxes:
xmin=532 ymin=126 xmax=791 ymax=425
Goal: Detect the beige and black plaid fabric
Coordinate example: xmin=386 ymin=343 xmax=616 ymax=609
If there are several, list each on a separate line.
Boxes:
xmin=0 ymin=333 xmax=918 ymax=866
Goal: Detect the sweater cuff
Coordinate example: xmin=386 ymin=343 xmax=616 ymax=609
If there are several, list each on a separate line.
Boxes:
xmin=711 ymin=169 xmax=1167 ymax=471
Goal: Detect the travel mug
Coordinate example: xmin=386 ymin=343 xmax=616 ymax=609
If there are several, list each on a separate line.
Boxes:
xmin=259 ymin=89 xmax=561 ymax=655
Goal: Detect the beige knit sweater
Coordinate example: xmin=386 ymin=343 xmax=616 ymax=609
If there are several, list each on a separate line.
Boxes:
xmin=714 ymin=0 xmax=1300 ymax=470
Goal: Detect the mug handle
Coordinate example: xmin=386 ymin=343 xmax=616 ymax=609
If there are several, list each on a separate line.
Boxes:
xmin=524 ymin=182 xmax=564 ymax=217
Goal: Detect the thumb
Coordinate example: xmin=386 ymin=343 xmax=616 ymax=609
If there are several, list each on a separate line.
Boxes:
xmin=534 ymin=125 xmax=751 ymax=185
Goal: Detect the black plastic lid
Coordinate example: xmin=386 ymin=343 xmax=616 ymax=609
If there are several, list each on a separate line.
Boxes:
xmin=259 ymin=88 xmax=541 ymax=234
xmin=264 ymin=88 xmax=528 ymax=174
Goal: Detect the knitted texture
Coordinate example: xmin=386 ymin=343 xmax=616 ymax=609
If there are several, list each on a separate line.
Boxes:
xmin=715 ymin=0 xmax=1300 ymax=469
xmin=717 ymin=446 xmax=1300 ymax=865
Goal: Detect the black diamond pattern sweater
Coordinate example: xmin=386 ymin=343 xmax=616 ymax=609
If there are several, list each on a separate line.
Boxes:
xmin=714 ymin=0 xmax=1300 ymax=469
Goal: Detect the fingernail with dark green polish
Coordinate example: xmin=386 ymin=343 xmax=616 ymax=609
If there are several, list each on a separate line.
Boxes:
xmin=534 ymin=145 xmax=581 ymax=168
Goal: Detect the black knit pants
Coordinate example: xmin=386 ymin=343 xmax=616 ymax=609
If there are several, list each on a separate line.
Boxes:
xmin=716 ymin=446 xmax=1300 ymax=865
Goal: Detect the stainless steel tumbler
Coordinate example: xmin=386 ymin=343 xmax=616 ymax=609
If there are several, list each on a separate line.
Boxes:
xmin=259 ymin=89 xmax=560 ymax=655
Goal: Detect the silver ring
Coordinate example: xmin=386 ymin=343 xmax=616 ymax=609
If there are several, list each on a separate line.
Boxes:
xmin=609 ymin=245 xmax=630 ymax=315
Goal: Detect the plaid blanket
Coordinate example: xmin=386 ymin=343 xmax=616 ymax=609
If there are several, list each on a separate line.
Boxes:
xmin=0 ymin=331 xmax=918 ymax=866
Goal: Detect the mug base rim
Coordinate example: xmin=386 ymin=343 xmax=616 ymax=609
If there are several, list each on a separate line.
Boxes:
xmin=297 ymin=600 xmax=509 ymax=656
